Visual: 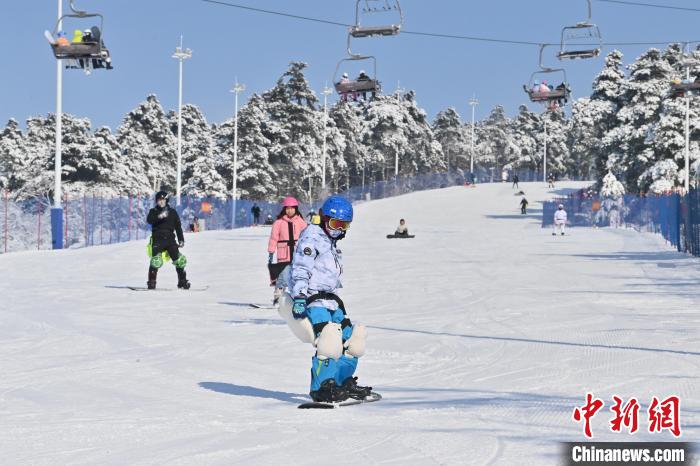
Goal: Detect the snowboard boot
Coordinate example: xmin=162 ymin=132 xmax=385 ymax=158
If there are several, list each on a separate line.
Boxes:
xmin=310 ymin=379 xmax=349 ymax=403
xmin=147 ymin=266 xmax=158 ymax=290
xmin=176 ymin=268 xmax=191 ymax=290
xmin=342 ymin=376 xmax=372 ymax=400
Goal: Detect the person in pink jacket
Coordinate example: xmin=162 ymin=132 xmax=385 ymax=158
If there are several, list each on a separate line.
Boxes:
xmin=267 ymin=196 xmax=308 ymax=303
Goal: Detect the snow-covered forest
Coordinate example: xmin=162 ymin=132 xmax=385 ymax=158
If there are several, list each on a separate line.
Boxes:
xmin=2 ymin=46 xmax=700 ymax=201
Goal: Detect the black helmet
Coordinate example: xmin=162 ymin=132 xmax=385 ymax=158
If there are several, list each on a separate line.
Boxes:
xmin=155 ymin=191 xmax=169 ymax=202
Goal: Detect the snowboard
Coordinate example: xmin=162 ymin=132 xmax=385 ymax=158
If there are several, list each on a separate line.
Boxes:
xmin=126 ymin=286 xmax=209 ymax=292
xmin=249 ymin=303 xmax=277 ymax=310
xmin=298 ymin=392 xmax=382 ymax=409
xmin=386 ymin=234 xmax=415 ymax=239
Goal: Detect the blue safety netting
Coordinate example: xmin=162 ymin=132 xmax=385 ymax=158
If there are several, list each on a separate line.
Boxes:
xmin=543 ymin=188 xmax=700 ymax=257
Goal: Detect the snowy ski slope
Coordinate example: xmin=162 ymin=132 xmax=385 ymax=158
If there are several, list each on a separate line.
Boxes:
xmin=1 ymin=182 xmax=698 ymax=465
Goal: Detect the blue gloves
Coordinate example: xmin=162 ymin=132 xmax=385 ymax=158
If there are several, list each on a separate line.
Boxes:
xmin=268 ymin=252 xmax=273 ymax=264
xmin=292 ymin=297 xmax=307 ymax=320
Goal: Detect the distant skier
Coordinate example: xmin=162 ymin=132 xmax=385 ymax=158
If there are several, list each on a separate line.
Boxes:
xmin=520 ymin=197 xmax=528 ymax=215
xmin=512 ymin=174 xmax=520 ymax=189
xmin=287 ymin=196 xmax=371 ymax=403
xmin=553 ymin=203 xmax=567 ymax=236
xmin=547 ymin=173 xmax=555 ymax=188
xmin=267 ymin=197 xmax=307 ymax=303
xmin=146 ymin=191 xmax=190 ymax=290
xmin=251 ymin=203 xmax=261 ymax=226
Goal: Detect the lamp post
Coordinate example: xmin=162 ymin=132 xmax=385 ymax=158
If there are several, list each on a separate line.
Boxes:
xmin=172 ymin=37 xmax=192 ymax=207
xmin=230 ymin=81 xmax=245 ymax=228
xmin=543 ymin=113 xmax=548 ymax=186
xmin=321 ymin=85 xmax=332 ymax=194
xmin=468 ymin=97 xmax=479 ymax=176
xmin=51 ymin=0 xmax=64 ymax=249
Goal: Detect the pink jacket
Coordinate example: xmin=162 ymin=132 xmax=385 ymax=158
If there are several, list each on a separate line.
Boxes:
xmin=268 ymin=215 xmax=308 ymax=262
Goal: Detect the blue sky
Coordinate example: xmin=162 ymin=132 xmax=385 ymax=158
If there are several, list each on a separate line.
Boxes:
xmin=3 ymin=0 xmax=700 ymax=130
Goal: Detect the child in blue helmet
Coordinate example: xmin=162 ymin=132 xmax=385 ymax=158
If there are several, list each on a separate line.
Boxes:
xmin=288 ymin=195 xmax=371 ymax=403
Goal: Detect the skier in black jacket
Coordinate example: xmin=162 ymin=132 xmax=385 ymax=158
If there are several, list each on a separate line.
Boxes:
xmin=146 ymin=191 xmax=190 ymax=289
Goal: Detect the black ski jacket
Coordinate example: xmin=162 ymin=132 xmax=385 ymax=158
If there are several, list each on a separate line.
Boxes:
xmin=147 ymin=205 xmax=184 ymax=244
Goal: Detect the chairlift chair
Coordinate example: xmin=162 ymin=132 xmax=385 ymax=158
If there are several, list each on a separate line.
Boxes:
xmin=671 ymin=80 xmax=700 ymax=98
xmin=670 ymin=53 xmax=700 ymax=98
xmin=349 ymin=0 xmax=403 ymax=38
xmin=557 ymin=0 xmax=602 ymax=60
xmin=47 ymin=0 xmax=112 ymax=71
xmin=333 ymin=55 xmax=381 ymax=100
xmin=524 ymin=45 xmax=571 ymax=107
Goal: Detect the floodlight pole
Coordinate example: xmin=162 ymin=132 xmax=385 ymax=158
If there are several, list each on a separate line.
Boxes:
xmin=51 ymin=0 xmax=64 ymax=249
xmin=172 ymin=36 xmax=192 ymax=207
xmin=321 ymin=85 xmax=332 ymax=192
xmin=468 ymin=97 xmax=479 ymax=174
xmin=230 ymin=81 xmax=245 ymax=228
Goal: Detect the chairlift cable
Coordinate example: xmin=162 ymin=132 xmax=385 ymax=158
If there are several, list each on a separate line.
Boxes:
xmin=200 ymin=0 xmax=700 ymax=48
xmin=593 ymin=0 xmax=700 ymax=13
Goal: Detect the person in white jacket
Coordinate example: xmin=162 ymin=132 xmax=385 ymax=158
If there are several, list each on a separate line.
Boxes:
xmin=553 ymin=204 xmax=567 ymax=236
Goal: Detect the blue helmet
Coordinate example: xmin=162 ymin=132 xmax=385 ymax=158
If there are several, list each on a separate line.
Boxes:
xmin=320 ymin=195 xmax=353 ymax=222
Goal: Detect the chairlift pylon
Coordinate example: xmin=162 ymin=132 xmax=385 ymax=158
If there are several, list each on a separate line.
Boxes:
xmin=46 ymin=0 xmax=113 ymax=73
xmin=524 ymin=45 xmax=571 ymax=109
xmin=557 ymin=0 xmax=602 ymax=60
xmin=349 ymin=0 xmax=403 ymax=38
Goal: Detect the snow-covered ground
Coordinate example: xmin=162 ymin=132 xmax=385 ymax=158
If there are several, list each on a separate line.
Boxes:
xmin=1 ymin=182 xmax=698 ymax=465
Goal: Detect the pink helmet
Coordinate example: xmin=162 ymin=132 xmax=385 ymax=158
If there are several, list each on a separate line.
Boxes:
xmin=282 ymin=196 xmax=299 ymax=207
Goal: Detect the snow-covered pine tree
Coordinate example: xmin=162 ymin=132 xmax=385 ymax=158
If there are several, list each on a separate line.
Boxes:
xmin=117 ymin=95 xmax=176 ymax=193
xmin=432 ymin=107 xmax=469 ymax=171
xmin=0 ymin=119 xmax=26 ymax=192
xmin=541 ymin=108 xmax=570 ymax=178
xmin=511 ymin=105 xmax=540 ymax=174
xmin=167 ymin=104 xmax=227 ymax=198
xmin=330 ymin=101 xmax=370 ymax=188
xmin=604 ymin=48 xmax=674 ymax=192
xmin=215 ymin=94 xmax=277 ymax=200
xmin=399 ymin=91 xmax=445 ymax=175
xmin=262 ymin=62 xmax=324 ymax=200
xmin=476 ymin=105 xmax=518 ymax=176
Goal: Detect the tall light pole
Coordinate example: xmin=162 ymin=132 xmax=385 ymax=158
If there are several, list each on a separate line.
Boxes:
xmin=543 ymin=113 xmax=548 ymax=186
xmin=172 ymin=37 xmax=192 ymax=207
xmin=230 ymin=81 xmax=245 ymax=228
xmin=51 ymin=0 xmax=64 ymax=249
xmin=394 ymin=83 xmax=405 ymax=179
xmin=684 ymin=46 xmax=691 ymax=193
xmin=320 ymin=85 xmax=332 ymax=193
xmin=468 ymin=97 xmax=479 ymax=175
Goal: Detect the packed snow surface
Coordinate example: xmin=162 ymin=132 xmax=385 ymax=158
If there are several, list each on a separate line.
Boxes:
xmin=1 ymin=182 xmax=698 ymax=465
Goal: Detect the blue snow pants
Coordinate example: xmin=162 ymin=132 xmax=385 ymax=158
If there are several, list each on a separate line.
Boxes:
xmin=307 ymin=306 xmax=358 ymax=392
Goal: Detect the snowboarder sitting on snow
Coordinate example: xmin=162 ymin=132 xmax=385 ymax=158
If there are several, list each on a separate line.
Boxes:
xmin=395 ymin=219 xmax=409 ymax=236
xmin=288 ymin=195 xmax=371 ymax=403
xmin=146 ymin=191 xmax=190 ymax=290
xmin=553 ymin=203 xmax=567 ymax=236
xmin=520 ymin=197 xmax=528 ymax=215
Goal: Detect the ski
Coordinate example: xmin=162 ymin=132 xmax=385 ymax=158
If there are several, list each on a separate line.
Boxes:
xmin=298 ymin=392 xmax=382 ymax=409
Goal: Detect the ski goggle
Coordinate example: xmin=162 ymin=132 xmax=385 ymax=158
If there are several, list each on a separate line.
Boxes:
xmin=326 ymin=217 xmax=351 ymax=231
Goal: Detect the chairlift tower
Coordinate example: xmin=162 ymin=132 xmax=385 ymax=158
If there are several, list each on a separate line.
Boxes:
xmin=172 ymin=37 xmax=192 ymax=207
